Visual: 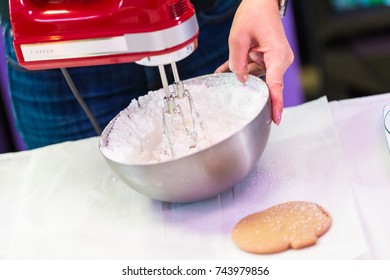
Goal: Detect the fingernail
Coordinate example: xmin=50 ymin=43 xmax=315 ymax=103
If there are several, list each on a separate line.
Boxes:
xmin=275 ymin=112 xmax=282 ymax=126
xmin=236 ymin=73 xmax=248 ymax=84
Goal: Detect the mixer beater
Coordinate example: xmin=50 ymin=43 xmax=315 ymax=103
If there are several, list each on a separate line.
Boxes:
xmin=158 ymin=63 xmax=200 ymax=158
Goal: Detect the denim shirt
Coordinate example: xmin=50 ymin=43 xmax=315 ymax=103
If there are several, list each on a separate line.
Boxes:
xmin=0 ymin=0 xmax=10 ymax=25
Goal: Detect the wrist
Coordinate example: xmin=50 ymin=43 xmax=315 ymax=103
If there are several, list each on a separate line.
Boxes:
xmin=279 ymin=0 xmax=288 ymax=18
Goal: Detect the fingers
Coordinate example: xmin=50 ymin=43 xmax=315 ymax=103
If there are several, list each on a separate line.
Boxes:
xmin=267 ymin=81 xmax=284 ymax=125
xmin=228 ymin=17 xmax=251 ymax=83
xmin=248 ymin=52 xmax=266 ymax=77
xmin=218 ymin=0 xmax=293 ymax=125
xmin=247 ymin=63 xmax=265 ymax=77
xmin=265 ymin=61 xmax=287 ymax=125
xmin=214 ymin=60 xmax=230 ymax=73
xmin=266 ymin=61 xmax=285 ymax=126
xmin=265 ymin=43 xmax=294 ymax=125
xmin=216 ymin=59 xmax=285 ymax=126
xmin=215 ymin=60 xmax=265 ymax=77
xmin=217 ymin=51 xmax=292 ymax=126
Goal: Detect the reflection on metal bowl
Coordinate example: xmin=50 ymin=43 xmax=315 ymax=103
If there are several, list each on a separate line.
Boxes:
xmin=99 ymin=73 xmax=272 ymax=202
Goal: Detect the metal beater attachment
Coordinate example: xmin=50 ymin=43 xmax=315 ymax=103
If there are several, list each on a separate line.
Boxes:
xmin=171 ymin=62 xmax=200 ymax=126
xmin=158 ymin=63 xmax=199 ymax=158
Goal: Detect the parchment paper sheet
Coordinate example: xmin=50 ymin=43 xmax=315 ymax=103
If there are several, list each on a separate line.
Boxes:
xmin=2 ymin=97 xmax=368 ymax=259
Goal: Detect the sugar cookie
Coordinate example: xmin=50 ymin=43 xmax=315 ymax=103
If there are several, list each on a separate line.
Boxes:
xmin=232 ymin=201 xmax=332 ymax=254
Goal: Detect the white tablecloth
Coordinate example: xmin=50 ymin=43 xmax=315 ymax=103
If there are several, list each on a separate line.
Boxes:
xmin=0 ymin=94 xmax=389 ymax=259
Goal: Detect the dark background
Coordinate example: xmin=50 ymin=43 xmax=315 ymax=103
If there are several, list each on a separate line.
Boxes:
xmin=292 ymin=0 xmax=390 ymax=101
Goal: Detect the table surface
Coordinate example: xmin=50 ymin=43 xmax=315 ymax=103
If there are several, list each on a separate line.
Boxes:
xmin=1 ymin=94 xmax=389 ymax=260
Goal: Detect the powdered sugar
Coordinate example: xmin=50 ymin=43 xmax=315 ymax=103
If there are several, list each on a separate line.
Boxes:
xmin=101 ymin=74 xmax=268 ymax=164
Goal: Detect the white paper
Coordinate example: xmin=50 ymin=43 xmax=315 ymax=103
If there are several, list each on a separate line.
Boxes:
xmin=0 ymin=151 xmax=32 ymax=258
xmin=330 ymin=93 xmax=390 ymax=259
xmin=3 ymin=98 xmax=367 ymax=259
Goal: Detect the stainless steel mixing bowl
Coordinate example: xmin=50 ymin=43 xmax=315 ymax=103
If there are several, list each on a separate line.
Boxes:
xmin=99 ymin=73 xmax=272 ymax=202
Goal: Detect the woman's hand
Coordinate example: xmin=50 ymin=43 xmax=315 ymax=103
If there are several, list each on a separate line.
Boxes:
xmin=215 ymin=0 xmax=294 ymax=125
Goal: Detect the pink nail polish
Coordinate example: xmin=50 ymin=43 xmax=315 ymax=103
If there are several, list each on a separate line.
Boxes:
xmin=275 ymin=112 xmax=282 ymax=125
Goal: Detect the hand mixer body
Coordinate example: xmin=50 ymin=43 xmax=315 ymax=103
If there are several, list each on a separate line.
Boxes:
xmin=9 ymin=0 xmax=199 ymax=70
